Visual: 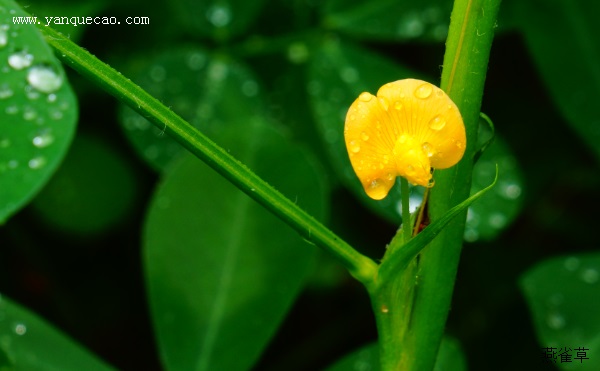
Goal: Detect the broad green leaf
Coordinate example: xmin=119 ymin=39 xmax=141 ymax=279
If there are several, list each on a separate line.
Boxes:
xmin=29 ymin=134 xmax=140 ymax=235
xmin=169 ymin=0 xmax=266 ymax=41
xmin=465 ymin=134 xmax=524 ymax=242
xmin=118 ymin=48 xmax=265 ymax=171
xmin=0 ymin=0 xmax=78 ymax=223
xmin=515 ymin=0 xmax=600 ymax=163
xmin=0 ymin=294 xmax=114 ymax=371
xmin=307 ymin=37 xmax=422 ymax=223
xmin=322 ymin=0 xmax=452 ymax=42
xmin=520 ymin=253 xmax=600 ymax=371
xmin=326 ymin=342 xmax=379 ymax=371
xmin=326 ymin=336 xmax=466 ymax=371
xmin=144 ymin=121 xmax=327 ymax=371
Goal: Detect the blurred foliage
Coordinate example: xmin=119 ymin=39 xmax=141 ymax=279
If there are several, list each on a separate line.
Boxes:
xmin=0 ymin=0 xmax=599 ymax=369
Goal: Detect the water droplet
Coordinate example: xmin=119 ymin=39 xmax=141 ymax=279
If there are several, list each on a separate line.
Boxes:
xmin=0 ymin=25 xmax=8 ymax=48
xmin=394 ymin=101 xmax=403 ymax=110
xmin=501 ymin=183 xmax=521 ymax=199
xmin=464 ymin=227 xmax=479 ymax=242
xmin=0 ymin=83 xmax=13 ymax=99
xmin=8 ymin=50 xmax=33 ymax=70
xmin=14 ymin=323 xmax=26 ymax=336
xmin=564 ymin=257 xmax=580 ymax=271
xmin=358 ymin=92 xmax=373 ymax=102
xmin=49 ymin=109 xmax=63 ymax=120
xmin=208 ymin=62 xmax=228 ymax=81
xmin=398 ymin=12 xmax=424 ymax=38
xmin=428 ymin=115 xmax=446 ymax=130
xmin=32 ymin=131 xmax=54 ymax=148
xmin=187 ymin=52 xmax=206 ymax=70
xmin=27 ymin=65 xmax=63 ymax=93
xmin=5 ymin=105 xmax=18 ymax=115
xmin=378 ymin=96 xmax=389 ymax=111
xmin=548 ymin=293 xmax=564 ymax=306
xmin=241 ymin=80 xmax=258 ymax=97
xmin=0 ymin=137 xmax=10 ymax=148
xmin=28 ymin=156 xmax=46 ymax=169
xmin=414 ymin=83 xmax=433 ymax=99
xmin=360 ymin=132 xmax=369 ymax=141
xmin=22 ymin=106 xmax=37 ymax=121
xmin=488 ymin=212 xmax=507 ymax=229
xmin=349 ymin=140 xmax=360 ymax=153
xmin=581 ymin=268 xmax=599 ymax=284
xmin=7 ymin=160 xmax=18 ymax=169
xmin=206 ymin=5 xmax=232 ymax=27
xmin=383 ymin=154 xmax=389 ymax=164
xmin=546 ymin=312 xmax=565 ymax=330
xmin=287 ymin=43 xmax=309 ymax=64
xmin=381 ymin=305 xmax=389 ymax=313
xmin=340 ymin=67 xmax=358 ymax=83
xmin=422 ymin=142 xmax=435 ymax=157
xmin=47 ymin=93 xmax=57 ymax=103
xmin=25 ymin=85 xmax=41 ymax=100
xmin=149 ymin=65 xmax=166 ymax=82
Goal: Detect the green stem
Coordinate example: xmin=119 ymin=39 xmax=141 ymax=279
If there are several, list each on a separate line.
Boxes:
xmin=35 ymin=25 xmax=378 ymax=287
xmin=371 ymin=0 xmax=501 ymax=370
xmin=406 ymin=0 xmax=502 ymax=370
xmin=400 ymin=178 xmax=412 ymax=243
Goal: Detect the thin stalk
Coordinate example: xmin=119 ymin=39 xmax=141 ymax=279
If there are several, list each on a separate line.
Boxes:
xmin=400 ymin=178 xmax=412 ymax=243
xmin=35 ymin=25 xmax=378 ymax=287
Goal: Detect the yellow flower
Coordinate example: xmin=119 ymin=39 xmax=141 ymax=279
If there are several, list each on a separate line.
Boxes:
xmin=344 ymin=79 xmax=466 ymax=200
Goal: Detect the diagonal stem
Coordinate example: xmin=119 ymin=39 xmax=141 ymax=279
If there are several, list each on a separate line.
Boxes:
xmin=34 ymin=24 xmax=378 ymax=287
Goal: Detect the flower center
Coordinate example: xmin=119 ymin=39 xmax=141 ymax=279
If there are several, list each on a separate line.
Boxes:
xmin=393 ymin=134 xmax=432 ymax=187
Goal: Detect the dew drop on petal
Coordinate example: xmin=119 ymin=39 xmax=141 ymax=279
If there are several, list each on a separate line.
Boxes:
xmin=422 ymin=142 xmax=435 ymax=157
xmin=358 ymin=92 xmax=373 ymax=102
xmin=349 ymin=140 xmax=360 ymax=153
xmin=394 ymin=101 xmax=403 ymax=110
xmin=428 ymin=115 xmax=446 ymax=130
xmin=378 ymin=96 xmax=389 ymax=111
xmin=361 ymin=132 xmax=369 ymax=141
xmin=414 ymin=83 xmax=433 ymax=99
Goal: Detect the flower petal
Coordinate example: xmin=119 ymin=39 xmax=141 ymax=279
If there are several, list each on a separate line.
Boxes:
xmin=345 ymin=79 xmax=466 ymax=200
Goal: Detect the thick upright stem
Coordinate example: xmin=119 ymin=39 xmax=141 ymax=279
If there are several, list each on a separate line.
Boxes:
xmin=371 ymin=0 xmax=501 ymax=370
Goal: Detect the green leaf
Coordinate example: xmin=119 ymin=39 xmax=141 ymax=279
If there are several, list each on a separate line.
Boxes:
xmin=322 ymin=0 xmax=452 ymax=42
xmin=118 ymin=48 xmax=265 ymax=171
xmin=29 ymin=134 xmax=140 ymax=235
xmin=325 ymin=336 xmax=466 ymax=371
xmin=169 ymin=0 xmax=266 ymax=41
xmin=520 ymin=253 xmax=600 ymax=371
xmin=515 ymin=0 xmax=600 ymax=163
xmin=0 ymin=295 xmax=114 ymax=371
xmin=0 ymin=0 xmax=78 ymax=223
xmin=325 ymin=342 xmax=379 ymax=371
xmin=465 ymin=133 xmax=525 ymax=242
xmin=307 ymin=37 xmax=422 ymax=223
xmin=144 ymin=121 xmax=328 ymax=371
